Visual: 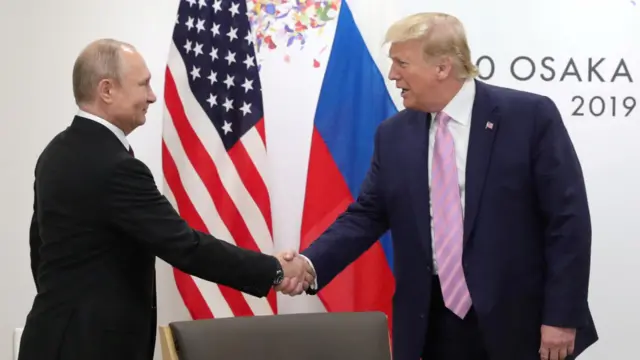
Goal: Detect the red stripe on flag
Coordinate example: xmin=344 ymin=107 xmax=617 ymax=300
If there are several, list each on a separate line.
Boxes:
xmin=165 ymin=68 xmax=261 ymax=255
xmin=254 ymin=117 xmax=267 ymax=146
xmin=229 ymin=128 xmax=273 ymax=238
xmin=163 ymin=139 xmax=253 ymax=317
xmin=164 ymin=67 xmax=256 ymax=317
xmin=227 ymin=130 xmax=275 ymax=312
xmin=161 ymin=140 xmax=213 ymax=319
xmin=162 ymin=140 xmax=208 ymax=234
xmin=221 ymin=145 xmax=274 ymax=315
xmin=301 ymin=128 xmax=395 ymax=327
xmin=246 ymin=117 xmax=276 ymax=312
xmin=172 ymin=269 xmax=213 ymax=319
xmin=247 ymin=117 xmax=276 ymax=311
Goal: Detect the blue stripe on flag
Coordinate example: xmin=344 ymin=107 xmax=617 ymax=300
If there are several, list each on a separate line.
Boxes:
xmin=312 ymin=1 xmax=398 ymax=271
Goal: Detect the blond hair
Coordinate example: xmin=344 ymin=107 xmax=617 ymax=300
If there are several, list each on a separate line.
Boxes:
xmin=384 ymin=12 xmax=478 ymax=79
xmin=72 ymin=38 xmax=136 ymax=105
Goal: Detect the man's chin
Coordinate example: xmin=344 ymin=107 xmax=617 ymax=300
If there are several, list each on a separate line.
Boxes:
xmin=402 ymin=98 xmax=418 ymax=110
xmin=126 ymin=117 xmax=146 ymax=134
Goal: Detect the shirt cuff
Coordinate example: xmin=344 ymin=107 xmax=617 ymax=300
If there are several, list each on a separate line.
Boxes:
xmin=297 ymin=254 xmax=318 ymax=290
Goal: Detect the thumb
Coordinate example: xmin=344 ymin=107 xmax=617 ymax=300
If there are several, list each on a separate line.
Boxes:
xmin=282 ymin=249 xmax=297 ymax=261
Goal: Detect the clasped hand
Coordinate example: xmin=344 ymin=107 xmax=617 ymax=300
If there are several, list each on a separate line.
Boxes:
xmin=273 ymin=250 xmax=316 ymax=296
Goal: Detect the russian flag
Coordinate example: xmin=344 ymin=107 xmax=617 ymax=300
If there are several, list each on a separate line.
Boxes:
xmin=299 ymin=0 xmax=398 ymax=327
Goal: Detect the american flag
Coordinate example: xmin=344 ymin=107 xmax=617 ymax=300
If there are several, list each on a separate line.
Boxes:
xmin=162 ymin=0 xmax=276 ymax=319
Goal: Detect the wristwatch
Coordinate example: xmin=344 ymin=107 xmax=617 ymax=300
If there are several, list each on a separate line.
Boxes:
xmin=272 ymin=260 xmax=284 ymax=286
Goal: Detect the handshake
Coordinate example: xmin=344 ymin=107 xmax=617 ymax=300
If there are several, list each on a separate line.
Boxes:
xmin=273 ymin=250 xmax=316 ymax=296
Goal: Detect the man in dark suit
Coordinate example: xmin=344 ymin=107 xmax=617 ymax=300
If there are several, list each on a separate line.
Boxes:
xmin=288 ymin=12 xmax=598 ymax=360
xmin=19 ymin=39 xmax=311 ymax=360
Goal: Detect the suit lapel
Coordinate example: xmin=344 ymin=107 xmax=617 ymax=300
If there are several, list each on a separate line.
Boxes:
xmin=405 ymin=111 xmax=434 ymax=258
xmin=463 ymin=80 xmax=500 ymax=245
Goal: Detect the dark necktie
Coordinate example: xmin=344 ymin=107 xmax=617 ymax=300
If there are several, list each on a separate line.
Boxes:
xmin=128 ymin=146 xmax=135 ymax=157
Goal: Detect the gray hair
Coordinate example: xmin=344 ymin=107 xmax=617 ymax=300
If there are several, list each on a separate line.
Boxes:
xmin=72 ymin=38 xmax=135 ymax=105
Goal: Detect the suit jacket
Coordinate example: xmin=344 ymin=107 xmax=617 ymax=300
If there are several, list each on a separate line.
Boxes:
xmin=302 ymin=80 xmax=598 ymax=360
xmin=19 ymin=116 xmax=280 ymax=360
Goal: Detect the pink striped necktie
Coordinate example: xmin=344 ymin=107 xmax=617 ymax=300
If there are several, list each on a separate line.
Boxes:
xmin=431 ymin=111 xmax=472 ymax=319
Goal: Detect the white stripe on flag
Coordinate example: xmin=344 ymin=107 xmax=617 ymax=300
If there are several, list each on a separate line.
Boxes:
xmin=167 ymin=43 xmax=274 ymax=255
xmin=163 ymin=87 xmax=272 ymax=316
xmin=240 ymin=127 xmax=269 ymax=191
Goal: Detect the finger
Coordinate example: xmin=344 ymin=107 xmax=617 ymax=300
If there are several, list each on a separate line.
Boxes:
xmin=303 ymin=262 xmax=315 ymax=275
xmin=539 ymin=347 xmax=549 ymax=360
xmin=284 ymin=279 xmax=298 ymax=294
xmin=275 ymin=277 xmax=289 ymax=289
xmin=275 ymin=278 xmax=291 ymax=293
xmin=288 ymin=281 xmax=303 ymax=296
xmin=279 ymin=278 xmax=294 ymax=293
xmin=549 ymin=347 xmax=560 ymax=360
xmin=304 ymin=271 xmax=315 ymax=284
xmin=558 ymin=347 xmax=568 ymax=360
xmin=568 ymin=340 xmax=575 ymax=355
xmin=286 ymin=276 xmax=299 ymax=288
xmin=282 ymin=250 xmax=297 ymax=261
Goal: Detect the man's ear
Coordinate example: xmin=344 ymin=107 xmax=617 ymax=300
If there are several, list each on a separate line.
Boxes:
xmin=97 ymin=78 xmax=115 ymax=104
xmin=435 ymin=56 xmax=453 ymax=80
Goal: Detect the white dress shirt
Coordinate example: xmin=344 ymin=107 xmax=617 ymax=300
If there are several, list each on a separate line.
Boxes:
xmin=77 ymin=109 xmax=130 ymax=151
xmin=302 ymin=79 xmax=476 ymax=287
xmin=428 ymin=79 xmax=475 ymax=273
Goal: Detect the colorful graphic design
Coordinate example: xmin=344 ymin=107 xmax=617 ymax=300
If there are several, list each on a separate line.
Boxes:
xmin=247 ymin=0 xmax=341 ymax=67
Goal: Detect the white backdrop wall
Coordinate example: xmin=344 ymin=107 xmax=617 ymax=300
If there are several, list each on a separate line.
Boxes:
xmin=0 ymin=2 xmax=189 ymax=359
xmin=0 ymin=0 xmax=638 ymax=360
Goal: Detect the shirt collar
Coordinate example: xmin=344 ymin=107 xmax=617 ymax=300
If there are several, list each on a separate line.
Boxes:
xmin=431 ymin=78 xmax=476 ymax=126
xmin=77 ymin=109 xmax=130 ymax=150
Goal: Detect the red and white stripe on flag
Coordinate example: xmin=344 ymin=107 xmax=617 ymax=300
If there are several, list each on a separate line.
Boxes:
xmin=161 ymin=0 xmax=276 ymax=319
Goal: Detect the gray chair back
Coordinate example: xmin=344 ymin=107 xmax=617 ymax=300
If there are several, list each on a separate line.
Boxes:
xmin=168 ymin=311 xmax=391 ymax=360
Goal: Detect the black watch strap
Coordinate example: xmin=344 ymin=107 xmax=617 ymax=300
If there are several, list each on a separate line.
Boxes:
xmin=273 ymin=259 xmax=284 ymax=285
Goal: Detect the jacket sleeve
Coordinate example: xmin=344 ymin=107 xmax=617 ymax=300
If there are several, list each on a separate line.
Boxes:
xmin=533 ymin=96 xmax=592 ymax=328
xmin=302 ymin=125 xmax=390 ymax=292
xmin=104 ymin=156 xmax=279 ymax=298
xmin=29 ymin=181 xmax=42 ymax=293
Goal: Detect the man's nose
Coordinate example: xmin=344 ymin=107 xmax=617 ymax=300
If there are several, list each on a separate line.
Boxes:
xmin=388 ymin=68 xmax=399 ymax=81
xmin=148 ymin=89 xmax=157 ymax=103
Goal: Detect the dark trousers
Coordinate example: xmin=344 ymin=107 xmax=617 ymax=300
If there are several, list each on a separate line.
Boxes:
xmin=422 ymin=276 xmax=490 ymax=360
